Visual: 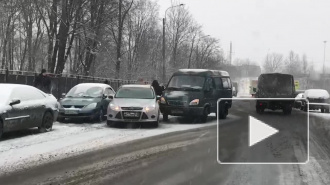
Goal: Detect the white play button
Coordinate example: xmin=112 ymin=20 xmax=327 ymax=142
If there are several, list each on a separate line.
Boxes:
xmin=249 ymin=116 xmax=279 ymax=147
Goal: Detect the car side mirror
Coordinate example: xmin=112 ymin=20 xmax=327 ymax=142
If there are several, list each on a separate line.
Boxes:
xmin=9 ymin=99 xmax=21 ymax=106
xmin=156 ymin=95 xmax=161 ymax=100
xmin=62 ymin=93 xmax=66 ymax=98
xmin=108 ymin=95 xmax=114 ymax=99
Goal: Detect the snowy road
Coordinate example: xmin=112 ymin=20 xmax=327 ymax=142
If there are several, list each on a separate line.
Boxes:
xmin=1 ymin=101 xmax=330 ymax=184
xmin=0 ymin=113 xmax=238 ymax=177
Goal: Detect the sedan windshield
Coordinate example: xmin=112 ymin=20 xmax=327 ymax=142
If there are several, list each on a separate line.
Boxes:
xmin=115 ymin=87 xmax=154 ymax=99
xmin=167 ymin=75 xmax=205 ymax=90
xmin=66 ymin=86 xmax=103 ymax=98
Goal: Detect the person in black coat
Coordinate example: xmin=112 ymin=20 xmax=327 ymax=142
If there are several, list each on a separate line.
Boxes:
xmin=151 ymin=80 xmax=163 ymax=96
xmin=34 ymin=69 xmax=51 ymax=93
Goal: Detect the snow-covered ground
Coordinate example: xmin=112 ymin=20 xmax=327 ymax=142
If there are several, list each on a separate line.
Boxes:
xmin=0 ymin=114 xmax=239 ymax=176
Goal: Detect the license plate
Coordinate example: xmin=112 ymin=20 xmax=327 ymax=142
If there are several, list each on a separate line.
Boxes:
xmin=65 ymin=110 xmax=79 ymax=115
xmin=171 ymin=110 xmax=183 ymax=114
xmin=124 ymin=112 xmax=139 ymax=117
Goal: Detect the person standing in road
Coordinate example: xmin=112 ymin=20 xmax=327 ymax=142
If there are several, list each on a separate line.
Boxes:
xmin=104 ymin=79 xmax=110 ymax=85
xmin=34 ymin=69 xmax=52 ymax=94
xmin=152 ymin=80 xmax=163 ymax=96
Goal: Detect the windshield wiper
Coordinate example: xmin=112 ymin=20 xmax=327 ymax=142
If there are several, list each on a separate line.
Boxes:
xmin=167 ymin=87 xmax=180 ymax=90
xmin=182 ymin=87 xmax=201 ymax=91
xmin=82 ymin=95 xmax=93 ymax=98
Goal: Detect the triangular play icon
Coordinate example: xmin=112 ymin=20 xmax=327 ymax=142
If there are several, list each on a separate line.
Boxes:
xmin=249 ymin=116 xmax=279 ymax=147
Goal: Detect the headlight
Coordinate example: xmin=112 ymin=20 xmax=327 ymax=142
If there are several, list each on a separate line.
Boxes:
xmin=160 ymin=97 xmax=166 ymax=104
xmin=189 ymin=99 xmax=199 ymax=105
xmin=110 ymin=103 xmax=121 ymax=111
xmin=145 ymin=105 xmax=156 ymax=112
xmin=83 ymin=103 xmax=97 ymax=109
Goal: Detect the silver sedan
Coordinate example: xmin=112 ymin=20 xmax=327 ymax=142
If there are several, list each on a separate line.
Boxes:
xmin=107 ymin=85 xmax=160 ymax=127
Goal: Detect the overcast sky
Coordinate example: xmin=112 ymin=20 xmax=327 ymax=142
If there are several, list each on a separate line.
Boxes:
xmin=152 ymin=0 xmax=330 ymax=72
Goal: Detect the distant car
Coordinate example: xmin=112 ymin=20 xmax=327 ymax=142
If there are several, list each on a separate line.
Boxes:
xmin=58 ymin=83 xmax=115 ymax=122
xmin=232 ymin=82 xmax=238 ymax=96
xmin=232 ymin=86 xmax=237 ymax=97
xmin=301 ymin=89 xmax=330 ymax=113
xmin=294 ymin=93 xmax=304 ymax=109
xmin=0 ymin=84 xmax=59 ymax=138
xmin=107 ymin=85 xmax=160 ymax=127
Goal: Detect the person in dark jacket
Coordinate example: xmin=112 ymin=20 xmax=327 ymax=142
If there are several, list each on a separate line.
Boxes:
xmin=34 ymin=69 xmax=51 ymax=93
xmin=151 ymin=80 xmax=163 ymax=96
xmin=104 ymin=79 xmax=110 ymax=85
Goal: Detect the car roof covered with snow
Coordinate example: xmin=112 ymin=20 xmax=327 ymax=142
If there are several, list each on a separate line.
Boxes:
xmin=304 ymin=89 xmax=329 ymax=99
xmin=75 ymin=83 xmax=113 ymax=89
xmin=0 ymin=83 xmax=33 ymax=90
xmin=121 ymin=84 xmax=152 ymax=89
xmin=173 ymin=69 xmax=230 ymax=77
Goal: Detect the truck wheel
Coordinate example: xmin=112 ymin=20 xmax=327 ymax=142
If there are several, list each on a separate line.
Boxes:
xmin=283 ymin=105 xmax=292 ymax=115
xmin=303 ymin=105 xmax=308 ymax=112
xmin=256 ymin=106 xmax=264 ymax=114
xmin=163 ymin=114 xmax=169 ymax=121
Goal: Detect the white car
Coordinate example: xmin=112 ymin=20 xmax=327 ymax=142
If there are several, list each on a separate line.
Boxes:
xmin=301 ymin=89 xmax=330 ymax=113
xmin=107 ymin=85 xmax=160 ymax=127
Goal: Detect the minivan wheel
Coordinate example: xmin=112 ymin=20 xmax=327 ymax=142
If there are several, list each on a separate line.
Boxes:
xmin=163 ymin=114 xmax=169 ymax=121
xmin=39 ymin=112 xmax=54 ymax=133
xmin=218 ymin=104 xmax=227 ymax=119
xmin=0 ymin=120 xmax=3 ymax=139
xmin=200 ymin=107 xmax=209 ymax=123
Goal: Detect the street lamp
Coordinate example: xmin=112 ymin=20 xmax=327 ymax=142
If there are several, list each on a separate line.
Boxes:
xmin=162 ymin=4 xmax=184 ymax=84
xmin=323 ymin=41 xmax=327 ymax=75
xmin=188 ymin=35 xmax=210 ymax=69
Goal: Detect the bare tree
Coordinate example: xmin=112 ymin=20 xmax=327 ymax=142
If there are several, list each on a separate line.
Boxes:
xmin=302 ymin=54 xmax=308 ymax=75
xmin=263 ymin=53 xmax=283 ymax=73
xmin=167 ymin=6 xmax=192 ymax=67
xmin=284 ymin=50 xmax=300 ymax=75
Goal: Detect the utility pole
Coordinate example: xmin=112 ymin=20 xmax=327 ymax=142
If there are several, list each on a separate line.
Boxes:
xmin=323 ymin=41 xmax=327 ymax=75
xmin=229 ymin=41 xmax=232 ymax=65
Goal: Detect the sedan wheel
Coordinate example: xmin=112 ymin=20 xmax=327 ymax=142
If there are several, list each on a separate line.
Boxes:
xmin=39 ymin=112 xmax=54 ymax=133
